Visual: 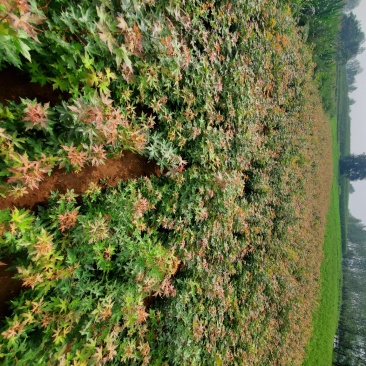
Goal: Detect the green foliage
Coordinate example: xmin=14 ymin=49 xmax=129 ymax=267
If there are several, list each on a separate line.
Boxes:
xmin=339 ymin=12 xmax=365 ymax=64
xmin=0 ymin=0 xmax=45 ymax=68
xmin=347 ymin=213 xmax=366 ymax=245
xmin=340 ymin=154 xmax=366 ymax=181
xmin=300 ymin=0 xmax=343 ymax=60
xmin=0 ymin=0 xmax=334 ymax=365
xmin=0 ymin=22 xmax=34 ymax=68
xmin=289 ymin=0 xmax=344 ymax=114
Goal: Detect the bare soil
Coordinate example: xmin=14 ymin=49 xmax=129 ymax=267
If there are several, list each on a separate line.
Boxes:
xmin=0 ymin=66 xmax=67 ymax=106
xmin=0 ymin=261 xmax=22 ymax=318
xmin=0 ymin=151 xmax=160 ymax=210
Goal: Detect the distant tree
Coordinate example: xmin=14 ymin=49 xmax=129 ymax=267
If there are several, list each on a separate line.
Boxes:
xmin=348 ymin=213 xmax=366 ymax=245
xmin=349 ymin=183 xmax=355 ymax=193
xmin=339 ymin=12 xmax=365 ymax=63
xmin=345 ymin=0 xmax=361 ymax=12
xmin=349 ymin=98 xmax=356 ymax=105
xmin=340 ymin=154 xmax=366 ymax=180
xmin=346 ymin=58 xmax=363 ymax=87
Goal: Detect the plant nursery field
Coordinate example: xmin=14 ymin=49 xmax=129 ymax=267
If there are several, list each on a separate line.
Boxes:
xmin=0 ymin=0 xmax=333 ymax=365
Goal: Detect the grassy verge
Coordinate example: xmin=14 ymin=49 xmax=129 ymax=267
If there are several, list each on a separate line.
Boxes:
xmin=302 ymin=116 xmax=342 ymax=365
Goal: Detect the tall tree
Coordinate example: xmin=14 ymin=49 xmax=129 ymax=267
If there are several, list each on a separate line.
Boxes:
xmin=346 ymin=58 xmax=363 ymax=87
xmin=340 ymin=154 xmax=366 ymax=180
xmin=339 ymin=12 xmax=365 ymax=63
xmin=348 ymin=214 xmax=366 ymax=246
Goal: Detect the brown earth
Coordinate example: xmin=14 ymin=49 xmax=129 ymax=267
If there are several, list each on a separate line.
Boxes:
xmin=0 ymin=261 xmax=22 ymax=318
xmin=0 ymin=151 xmax=160 ymax=211
xmin=0 ymin=66 xmax=67 ymax=106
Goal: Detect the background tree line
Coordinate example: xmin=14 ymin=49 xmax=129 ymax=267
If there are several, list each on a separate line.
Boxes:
xmin=342 ymin=11 xmax=365 ymax=92
xmin=339 ymin=11 xmax=365 ymax=64
xmin=335 ymin=2 xmax=366 ymax=365
xmin=340 ymin=154 xmax=366 ymax=181
xmin=334 ymin=213 xmax=366 ymax=365
xmin=338 ymin=1 xmax=366 ymax=181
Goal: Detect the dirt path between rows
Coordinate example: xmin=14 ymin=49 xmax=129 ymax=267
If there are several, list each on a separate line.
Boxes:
xmin=0 ymin=261 xmax=22 ymax=318
xmin=0 ymin=66 xmax=67 ymax=106
xmin=0 ymin=151 xmax=160 ymax=211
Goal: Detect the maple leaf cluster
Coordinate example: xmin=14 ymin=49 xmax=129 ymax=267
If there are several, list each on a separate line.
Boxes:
xmin=22 ymin=101 xmax=50 ymax=130
xmin=31 ymin=230 xmax=54 ymax=261
xmin=7 ymin=153 xmax=52 ymax=190
xmin=68 ymin=98 xmax=142 ymax=148
xmin=133 ymin=197 xmax=151 ymax=219
xmin=89 ymin=145 xmax=107 ymax=167
xmin=1 ymin=320 xmax=25 ymax=339
xmin=2 ymin=0 xmax=46 ymax=40
xmin=61 ymin=143 xmax=88 ymax=170
xmin=58 ymin=210 xmax=78 ymax=232
xmin=86 ymin=217 xmax=110 ymax=243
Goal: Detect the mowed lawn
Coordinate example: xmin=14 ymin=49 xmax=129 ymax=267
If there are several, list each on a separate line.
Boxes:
xmin=302 ymin=116 xmax=342 ymax=365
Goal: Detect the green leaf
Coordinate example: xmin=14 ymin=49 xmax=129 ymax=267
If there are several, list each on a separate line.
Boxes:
xmin=114 ymin=45 xmax=132 ymax=69
xmin=0 ymin=209 xmax=11 ymax=224
xmin=60 ymin=11 xmax=78 ymax=33
xmin=98 ymin=80 xmax=110 ymax=94
xmin=10 ymin=208 xmax=34 ymax=232
xmin=81 ymin=53 xmax=94 ymax=70
xmin=85 ymin=70 xmax=99 ymax=86
xmin=105 ymin=67 xmax=116 ymax=81
xmin=10 ymin=132 xmax=25 ymax=150
xmin=17 ymin=35 xmax=32 ymax=62
xmin=0 ymin=35 xmax=22 ymax=68
xmin=51 ymin=77 xmax=70 ymax=91
xmin=30 ymin=72 xmax=49 ymax=86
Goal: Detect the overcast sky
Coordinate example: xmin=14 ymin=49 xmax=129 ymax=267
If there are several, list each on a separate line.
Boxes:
xmin=347 ymin=2 xmax=366 ymax=223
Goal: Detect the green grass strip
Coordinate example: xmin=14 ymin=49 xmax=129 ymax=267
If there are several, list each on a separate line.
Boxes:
xmin=302 ymin=116 xmax=342 ymax=365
